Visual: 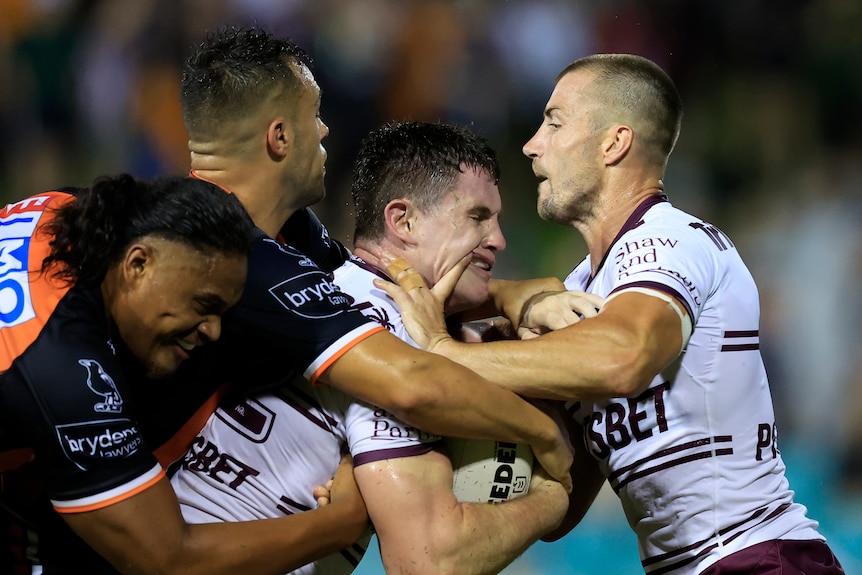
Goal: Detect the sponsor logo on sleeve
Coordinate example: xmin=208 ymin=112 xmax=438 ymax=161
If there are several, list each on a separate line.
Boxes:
xmin=55 ymin=419 xmax=144 ymax=470
xmin=269 ymin=272 xmax=351 ymax=318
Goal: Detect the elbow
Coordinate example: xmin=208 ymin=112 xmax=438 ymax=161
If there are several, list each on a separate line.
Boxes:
xmin=602 ymin=342 xmax=660 ymax=397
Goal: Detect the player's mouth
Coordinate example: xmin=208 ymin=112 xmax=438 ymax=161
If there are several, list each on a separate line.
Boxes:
xmin=470 ymin=255 xmax=494 ymax=279
xmin=176 ymin=338 xmax=196 ymax=352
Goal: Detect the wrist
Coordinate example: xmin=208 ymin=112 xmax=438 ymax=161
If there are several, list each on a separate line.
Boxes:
xmin=426 ymin=333 xmax=457 ymax=355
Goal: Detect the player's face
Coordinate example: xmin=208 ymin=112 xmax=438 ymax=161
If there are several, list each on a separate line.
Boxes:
xmin=411 ymin=167 xmax=505 ymax=314
xmin=113 ymin=239 xmax=246 ymax=378
xmin=283 ymin=62 xmax=330 ymax=209
xmin=522 ymin=69 xmax=605 ymax=226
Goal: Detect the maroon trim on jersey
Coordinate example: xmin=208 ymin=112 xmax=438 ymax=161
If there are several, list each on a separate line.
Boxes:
xmin=349 ymin=255 xmax=391 ymax=282
xmin=340 ymin=542 xmax=366 ymax=567
xmin=353 ymin=443 xmax=437 ymax=467
xmin=276 ymin=493 xmax=313 ymax=514
xmin=273 ymin=385 xmax=340 ymax=430
xmin=609 ymin=280 xmax=694 ymax=322
xmin=586 ymin=194 xmax=668 ymax=289
xmin=641 ymin=503 xmax=797 ymax=574
xmin=699 ymin=539 xmax=843 ymax=575
xmin=610 ymin=435 xmax=733 ymax=493
xmin=720 ymin=330 xmax=760 ymax=352
xmin=607 ymin=435 xmax=731 ymax=484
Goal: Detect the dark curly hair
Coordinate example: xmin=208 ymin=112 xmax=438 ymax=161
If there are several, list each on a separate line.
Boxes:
xmin=41 ymin=174 xmax=253 ymax=287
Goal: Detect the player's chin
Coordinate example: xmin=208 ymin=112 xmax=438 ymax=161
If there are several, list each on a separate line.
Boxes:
xmin=145 ymin=346 xmax=187 ymax=379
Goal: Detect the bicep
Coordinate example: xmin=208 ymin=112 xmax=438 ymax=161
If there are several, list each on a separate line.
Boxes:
xmin=321 ymin=331 xmax=432 ymax=415
xmin=599 ymin=289 xmax=688 ymax=371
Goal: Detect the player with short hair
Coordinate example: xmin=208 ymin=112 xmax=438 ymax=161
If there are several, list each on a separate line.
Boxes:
xmin=170 ymin=120 xmax=569 ymax=575
xmin=381 ymin=54 xmax=845 ymax=574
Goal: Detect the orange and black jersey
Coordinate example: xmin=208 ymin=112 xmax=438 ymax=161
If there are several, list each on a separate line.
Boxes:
xmin=0 ymin=190 xmax=379 ymax=572
xmin=0 ymin=190 xmax=163 ymax=513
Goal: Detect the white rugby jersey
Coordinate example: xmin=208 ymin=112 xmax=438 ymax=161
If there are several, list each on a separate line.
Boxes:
xmin=170 ymin=256 xmax=440 ymax=575
xmin=565 ymin=195 xmax=822 ymax=574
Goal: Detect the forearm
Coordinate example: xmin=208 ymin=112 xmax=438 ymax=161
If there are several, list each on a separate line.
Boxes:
xmin=430 ymin=482 xmax=567 ymax=575
xmin=327 ymin=335 xmax=562 ymax=452
xmin=361 ymin=453 xmax=566 ymax=575
xmin=66 ymin=478 xmax=367 ymax=575
xmin=177 ymin=505 xmax=367 ymax=574
xmin=431 ymin=324 xmax=641 ymax=401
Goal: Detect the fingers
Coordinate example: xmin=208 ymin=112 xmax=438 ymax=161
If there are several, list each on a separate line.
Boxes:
xmin=383 ymin=256 xmax=413 ymax=278
xmin=382 ymin=256 xmax=424 ymax=287
xmin=313 ymin=484 xmax=331 ymax=507
xmin=430 ymin=253 xmax=470 ymax=302
xmin=399 ymin=273 xmax=427 ymax=291
xmin=521 ymin=290 xmax=604 ymax=333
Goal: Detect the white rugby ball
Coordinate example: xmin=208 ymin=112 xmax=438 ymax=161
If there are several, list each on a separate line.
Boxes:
xmin=445 ymin=438 xmax=533 ymax=503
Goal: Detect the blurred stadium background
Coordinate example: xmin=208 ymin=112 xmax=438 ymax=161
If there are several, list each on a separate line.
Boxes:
xmin=1 ymin=0 xmax=859 ymax=572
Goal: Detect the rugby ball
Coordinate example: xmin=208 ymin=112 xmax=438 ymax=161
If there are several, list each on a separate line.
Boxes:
xmin=445 ymin=438 xmax=533 ymax=503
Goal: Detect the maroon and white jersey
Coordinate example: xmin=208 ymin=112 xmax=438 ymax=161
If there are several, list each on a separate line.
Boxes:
xmin=564 ymin=195 xmax=823 ymax=574
xmin=170 ymin=255 xmax=440 ymax=575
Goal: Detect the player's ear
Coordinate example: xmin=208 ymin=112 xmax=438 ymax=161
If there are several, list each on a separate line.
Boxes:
xmin=120 ymin=243 xmax=153 ymax=286
xmin=603 ymin=124 xmax=632 ymax=166
xmin=383 ymin=198 xmax=418 ymax=246
xmin=267 ymin=117 xmax=293 ymax=158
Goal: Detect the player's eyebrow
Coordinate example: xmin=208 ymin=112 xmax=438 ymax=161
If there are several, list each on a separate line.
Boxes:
xmin=544 ymin=106 xmax=559 ymax=118
xmin=469 ymin=206 xmax=495 ymax=219
xmin=195 ymin=292 xmax=231 ymax=314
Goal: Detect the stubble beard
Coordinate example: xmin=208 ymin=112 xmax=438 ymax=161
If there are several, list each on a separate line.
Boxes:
xmin=538 ymin=181 xmax=599 ymax=226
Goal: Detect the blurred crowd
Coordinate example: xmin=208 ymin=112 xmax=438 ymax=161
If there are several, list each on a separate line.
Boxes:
xmin=1 ymin=0 xmax=861 ymax=564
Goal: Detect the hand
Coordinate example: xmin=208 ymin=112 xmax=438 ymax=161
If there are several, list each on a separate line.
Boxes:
xmin=530 ymin=461 xmax=574 ymax=539
xmin=489 ymin=276 xmax=565 ymax=326
xmin=530 ymin=420 xmax=574 ymax=494
xmin=530 ymin=462 xmax=569 ymax=509
xmin=313 ymin=479 xmax=334 ymax=507
xmin=373 ymin=255 xmax=470 ymax=351
xmin=518 ymin=290 xmax=604 ymax=340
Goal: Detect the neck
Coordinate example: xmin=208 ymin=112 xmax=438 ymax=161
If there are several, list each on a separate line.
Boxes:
xmin=351 ymin=245 xmax=385 ymax=274
xmin=191 ymin=158 xmax=297 ymax=238
xmin=580 ymin=180 xmax=665 ymax=275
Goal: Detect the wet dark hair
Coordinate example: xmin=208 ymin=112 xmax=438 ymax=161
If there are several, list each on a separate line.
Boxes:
xmin=351 ymin=121 xmax=500 ymax=242
xmin=41 ymin=174 xmax=252 ymax=287
xmin=180 ymin=25 xmax=312 ymax=141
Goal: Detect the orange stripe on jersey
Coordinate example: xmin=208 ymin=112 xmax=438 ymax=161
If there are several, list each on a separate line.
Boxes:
xmin=0 ymin=191 xmax=75 ymax=372
xmin=308 ymin=325 xmax=386 ymax=385
xmin=53 ymin=467 xmax=165 ymax=514
xmin=189 ymin=170 xmax=231 ymax=194
xmin=153 ymin=383 xmax=230 ymax=468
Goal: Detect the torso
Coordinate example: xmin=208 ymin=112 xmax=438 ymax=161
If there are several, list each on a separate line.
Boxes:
xmin=564 ymin=196 xmax=822 ymax=574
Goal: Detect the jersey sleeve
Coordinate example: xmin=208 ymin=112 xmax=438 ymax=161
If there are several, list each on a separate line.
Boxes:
xmin=12 ymin=319 xmax=162 ymax=513
xmin=224 ymin=231 xmax=384 ymax=386
xmin=342 ymin=398 xmax=441 ymax=467
xmin=606 ymin=222 xmax=718 ymax=323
